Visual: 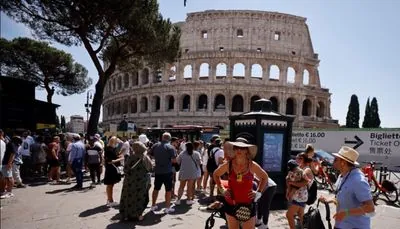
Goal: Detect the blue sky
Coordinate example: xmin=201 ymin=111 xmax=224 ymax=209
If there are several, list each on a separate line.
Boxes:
xmin=1 ymin=0 xmax=399 ymax=127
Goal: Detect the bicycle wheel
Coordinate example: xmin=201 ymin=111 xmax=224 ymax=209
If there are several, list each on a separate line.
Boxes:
xmin=384 ymin=189 xmax=399 ymax=203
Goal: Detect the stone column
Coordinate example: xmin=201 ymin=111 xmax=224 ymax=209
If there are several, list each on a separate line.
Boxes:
xmin=295 ymin=68 xmax=304 ymax=86
xmin=280 ymin=65 xmax=287 ymax=85
xmin=311 ymin=96 xmax=317 ymax=118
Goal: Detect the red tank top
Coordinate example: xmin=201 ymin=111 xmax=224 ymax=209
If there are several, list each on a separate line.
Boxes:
xmin=228 ymin=168 xmax=254 ymax=204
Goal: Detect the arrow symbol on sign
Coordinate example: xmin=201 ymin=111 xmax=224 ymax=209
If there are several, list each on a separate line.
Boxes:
xmin=344 ymin=135 xmax=364 ymax=149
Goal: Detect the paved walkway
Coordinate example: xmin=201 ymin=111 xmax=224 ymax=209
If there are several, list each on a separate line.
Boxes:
xmin=1 ymin=176 xmax=399 ymax=229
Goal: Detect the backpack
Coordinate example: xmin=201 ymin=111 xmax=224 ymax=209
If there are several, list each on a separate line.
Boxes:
xmin=303 ymin=200 xmax=332 ymax=229
xmin=206 ymin=147 xmax=220 ymax=173
xmin=306 ymin=180 xmax=318 ymax=205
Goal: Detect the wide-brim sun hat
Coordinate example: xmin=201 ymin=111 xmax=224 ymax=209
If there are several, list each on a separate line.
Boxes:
xmin=225 ymin=137 xmax=258 ymax=159
xmin=333 ymin=146 xmax=359 ymax=166
xmin=139 ymin=134 xmax=149 ymax=144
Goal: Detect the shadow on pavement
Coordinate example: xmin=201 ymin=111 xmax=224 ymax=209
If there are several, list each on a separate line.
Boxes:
xmin=45 ymin=186 xmax=93 ymax=194
xmin=79 ymin=205 xmax=110 ymax=217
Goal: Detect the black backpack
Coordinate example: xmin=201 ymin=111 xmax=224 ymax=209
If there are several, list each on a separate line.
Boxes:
xmin=307 ymin=180 xmax=318 ymax=205
xmin=303 ymin=200 xmax=332 ymax=229
xmin=206 ymin=147 xmax=219 ymax=173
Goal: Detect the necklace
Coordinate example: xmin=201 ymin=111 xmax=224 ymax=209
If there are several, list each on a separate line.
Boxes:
xmin=233 ymin=160 xmax=248 ymax=182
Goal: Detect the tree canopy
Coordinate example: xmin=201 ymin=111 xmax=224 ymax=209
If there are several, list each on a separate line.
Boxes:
xmin=345 ymin=94 xmax=360 ymax=128
xmin=370 ymin=97 xmax=381 ymax=128
xmin=362 ymin=98 xmax=371 ymax=128
xmin=1 ymin=0 xmax=181 ymax=134
xmin=0 ymin=37 xmax=91 ymax=103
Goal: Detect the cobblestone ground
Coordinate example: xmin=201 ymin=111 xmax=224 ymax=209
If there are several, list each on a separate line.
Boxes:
xmin=1 ymin=175 xmax=399 ymax=229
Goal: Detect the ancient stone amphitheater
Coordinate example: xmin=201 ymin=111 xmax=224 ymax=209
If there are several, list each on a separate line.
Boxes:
xmin=102 ymin=10 xmax=339 ymax=130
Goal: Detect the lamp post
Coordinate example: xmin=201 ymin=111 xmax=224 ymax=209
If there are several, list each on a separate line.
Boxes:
xmin=84 ymin=89 xmax=94 ymax=129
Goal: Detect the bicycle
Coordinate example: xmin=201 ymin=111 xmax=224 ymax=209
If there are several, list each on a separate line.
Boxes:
xmin=361 ymin=161 xmax=398 ymax=204
xmin=312 ymin=159 xmax=338 ymax=193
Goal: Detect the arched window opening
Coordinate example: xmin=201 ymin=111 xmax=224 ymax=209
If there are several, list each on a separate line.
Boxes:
xmin=216 ymin=63 xmax=227 ymax=77
xmin=214 ymin=94 xmax=226 ymax=110
xmin=199 ymin=63 xmax=209 ymax=77
xmin=107 ymin=104 xmax=112 ymax=116
xmin=169 ymin=65 xmax=176 ymax=81
xmin=140 ymin=97 xmax=148 ymax=113
xmin=116 ymin=101 xmax=121 ymax=114
xmin=117 ymin=76 xmax=122 ymax=90
xmin=233 ymin=63 xmax=245 ymax=77
xmin=131 ymin=71 xmax=139 ymax=86
xmin=152 ymin=96 xmax=161 ymax=112
xmin=131 ymin=98 xmax=137 ymax=113
xmin=184 ymin=65 xmax=192 ymax=78
xmin=141 ymin=68 xmax=149 ymax=85
xmin=154 ymin=70 xmax=162 ymax=83
xmin=198 ymin=94 xmax=208 ymax=110
xmin=303 ymin=69 xmax=310 ymax=85
xmin=286 ymin=98 xmax=295 ymax=115
xmin=287 ymin=67 xmax=295 ymax=84
xmin=182 ymin=95 xmax=191 ymax=111
xmin=250 ymin=95 xmax=261 ymax=111
xmin=237 ymin=29 xmax=244 ymax=38
xmin=124 ymin=74 xmax=129 ymax=88
xmin=269 ymin=65 xmax=280 ymax=80
xmin=231 ymin=95 xmax=244 ymax=112
xmin=302 ymin=99 xmax=312 ymax=116
xmin=112 ymin=78 xmax=116 ymax=91
xmin=166 ymin=95 xmax=175 ymax=111
xmin=270 ymin=96 xmax=279 ymax=112
xmin=316 ymin=101 xmax=325 ymax=118
xmin=122 ymin=99 xmax=128 ymax=114
xmin=251 ymin=64 xmax=263 ymax=78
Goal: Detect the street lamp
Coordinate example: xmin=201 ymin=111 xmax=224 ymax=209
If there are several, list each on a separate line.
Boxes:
xmin=84 ymin=89 xmax=95 ymax=125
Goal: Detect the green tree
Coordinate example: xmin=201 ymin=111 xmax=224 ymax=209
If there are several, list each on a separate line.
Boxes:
xmin=60 ymin=115 xmax=66 ymax=132
xmin=55 ymin=114 xmax=61 ymax=129
xmin=362 ymin=97 xmax=371 ymax=128
xmin=0 ymin=37 xmax=91 ymax=103
xmin=1 ymin=0 xmax=181 ymax=135
xmin=370 ymin=97 xmax=381 ymax=128
xmin=345 ymin=94 xmax=360 ymax=128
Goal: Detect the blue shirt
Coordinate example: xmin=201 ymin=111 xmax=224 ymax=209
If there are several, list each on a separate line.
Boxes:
xmin=335 ymin=168 xmax=373 ymax=229
xmin=151 ymin=141 xmax=176 ymax=174
xmin=68 ymin=140 xmax=86 ymax=163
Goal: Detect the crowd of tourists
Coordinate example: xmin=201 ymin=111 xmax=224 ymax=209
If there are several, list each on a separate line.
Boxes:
xmin=0 ymin=128 xmax=376 ymax=229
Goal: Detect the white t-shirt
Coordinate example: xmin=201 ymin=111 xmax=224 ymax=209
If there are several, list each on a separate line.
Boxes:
xmin=0 ymin=139 xmax=6 ymax=166
xmin=120 ymin=141 xmax=130 ymax=156
xmin=214 ymin=149 xmax=224 ymax=166
xmin=21 ymin=136 xmax=34 ymax=156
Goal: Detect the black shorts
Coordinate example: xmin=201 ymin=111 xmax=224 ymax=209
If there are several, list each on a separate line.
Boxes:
xmin=48 ymin=159 xmax=60 ymax=167
xmin=154 ymin=173 xmax=173 ymax=192
xmin=224 ymin=202 xmax=256 ymax=220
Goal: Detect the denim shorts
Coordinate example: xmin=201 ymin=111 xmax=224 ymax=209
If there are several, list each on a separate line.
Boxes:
xmin=1 ymin=167 xmax=13 ymax=178
xmin=291 ymin=200 xmax=306 ymax=208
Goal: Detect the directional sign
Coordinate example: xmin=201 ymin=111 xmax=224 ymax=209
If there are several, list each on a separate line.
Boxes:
xmin=291 ymin=129 xmax=400 ymax=171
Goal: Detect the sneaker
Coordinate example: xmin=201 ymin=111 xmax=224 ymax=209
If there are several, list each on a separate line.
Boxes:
xmin=174 ymin=199 xmax=181 ymax=205
xmin=150 ymin=205 xmax=159 ymax=211
xmin=186 ymin=200 xmax=195 ymax=205
xmin=16 ymin=183 xmax=27 ymax=188
xmin=0 ymin=193 xmax=8 ymax=199
xmin=256 ymin=218 xmax=262 ymax=226
xmin=109 ymin=201 xmax=119 ymax=207
xmin=164 ymin=207 xmax=175 ymax=214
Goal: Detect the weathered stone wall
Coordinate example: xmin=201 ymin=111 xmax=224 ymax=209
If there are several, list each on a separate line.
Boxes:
xmin=102 ymin=10 xmax=338 ymax=130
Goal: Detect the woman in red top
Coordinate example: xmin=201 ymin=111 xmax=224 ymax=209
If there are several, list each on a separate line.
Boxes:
xmin=213 ymin=138 xmax=268 ymax=229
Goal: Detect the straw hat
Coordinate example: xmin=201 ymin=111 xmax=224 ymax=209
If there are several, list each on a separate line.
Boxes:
xmin=333 ymin=146 xmax=359 ymax=166
xmin=225 ymin=137 xmax=258 ymax=159
xmin=138 ymin=134 xmax=149 ymax=144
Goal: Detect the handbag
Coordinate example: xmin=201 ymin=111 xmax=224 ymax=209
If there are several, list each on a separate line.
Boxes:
xmin=112 ymin=164 xmax=124 ymax=177
xmin=233 ymin=204 xmax=253 ymax=222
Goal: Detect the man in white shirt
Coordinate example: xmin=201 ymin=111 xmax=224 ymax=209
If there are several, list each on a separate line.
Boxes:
xmin=0 ymin=129 xmax=6 ymax=171
xmin=21 ymin=131 xmax=34 ymax=178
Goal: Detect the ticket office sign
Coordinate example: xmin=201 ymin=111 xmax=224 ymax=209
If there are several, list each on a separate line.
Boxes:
xmin=291 ymin=129 xmax=400 ymax=170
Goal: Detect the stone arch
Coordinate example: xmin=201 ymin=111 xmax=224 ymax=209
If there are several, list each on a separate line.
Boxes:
xmin=269 ymin=65 xmax=280 ymax=80
xmin=131 ymin=71 xmax=139 ymax=86
xmin=302 ymin=99 xmax=312 ymax=116
xmin=182 ymin=94 xmax=191 ymax=111
xmin=286 ymin=98 xmax=296 ymax=115
xmin=287 ymin=67 xmax=295 ymax=84
xmin=316 ymin=101 xmax=325 ymax=117
xmin=116 ymin=100 xmax=121 ymax=114
xmin=112 ymin=78 xmax=116 ymax=91
xmin=141 ymin=68 xmax=149 ymax=85
xmin=140 ymin=97 xmax=148 ymax=112
xmin=152 ymin=95 xmax=161 ymax=112
xmin=198 ymin=94 xmax=208 ymax=110
xmin=231 ymin=95 xmax=244 ymax=112
xmin=216 ymin=63 xmax=227 ymax=77
xmin=233 ymin=63 xmax=245 ymax=77
xmin=251 ymin=64 xmax=263 ymax=78
xmin=122 ymin=99 xmax=128 ymax=114
xmin=303 ymin=69 xmax=310 ymax=85
xmin=184 ymin=65 xmax=192 ymax=78
xmin=124 ymin=73 xmax=129 ymax=88
xmin=130 ymin=98 xmax=137 ymax=113
xmin=169 ymin=65 xmax=176 ymax=81
xmin=166 ymin=95 xmax=175 ymax=111
xmin=214 ymin=94 xmax=226 ymax=110
xmin=270 ymin=96 xmax=279 ymax=112
xmin=250 ymin=95 xmax=261 ymax=111
xmin=199 ymin=63 xmax=209 ymax=77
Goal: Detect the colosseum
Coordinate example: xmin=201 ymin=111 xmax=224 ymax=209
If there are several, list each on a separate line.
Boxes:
xmin=102 ymin=10 xmax=339 ymax=131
